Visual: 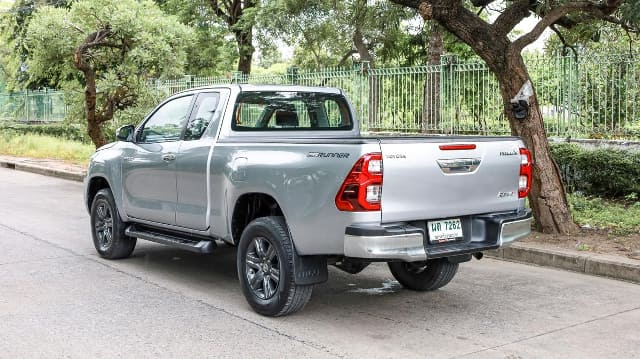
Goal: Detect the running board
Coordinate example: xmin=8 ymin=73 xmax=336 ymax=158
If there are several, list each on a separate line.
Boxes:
xmin=125 ymin=225 xmax=216 ymax=254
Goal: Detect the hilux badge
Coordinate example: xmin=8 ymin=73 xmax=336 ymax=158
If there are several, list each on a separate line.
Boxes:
xmin=499 ymin=150 xmax=518 ymax=156
xmin=497 ymin=191 xmax=515 ymax=198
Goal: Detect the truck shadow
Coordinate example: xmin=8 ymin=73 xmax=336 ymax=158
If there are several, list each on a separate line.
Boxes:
xmin=121 ymin=241 xmax=475 ymax=319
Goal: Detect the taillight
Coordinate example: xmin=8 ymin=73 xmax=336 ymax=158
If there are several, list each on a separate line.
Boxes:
xmin=335 ymin=153 xmax=383 ymax=211
xmin=518 ymin=148 xmax=532 ymax=198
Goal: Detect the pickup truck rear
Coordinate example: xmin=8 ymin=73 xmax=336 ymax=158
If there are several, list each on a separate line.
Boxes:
xmin=84 ymin=85 xmax=532 ymax=316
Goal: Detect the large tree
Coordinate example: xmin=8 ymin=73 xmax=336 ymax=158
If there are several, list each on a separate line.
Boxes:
xmin=208 ymin=0 xmax=258 ymax=74
xmin=25 ymin=0 xmax=192 ymax=148
xmin=390 ymin=0 xmax=639 ymax=234
xmin=156 ymin=0 xmax=236 ymax=76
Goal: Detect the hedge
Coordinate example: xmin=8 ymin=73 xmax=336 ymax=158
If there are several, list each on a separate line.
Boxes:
xmin=551 ymin=143 xmax=640 ymax=198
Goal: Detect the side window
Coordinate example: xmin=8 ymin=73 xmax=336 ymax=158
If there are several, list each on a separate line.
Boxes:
xmin=139 ymin=95 xmax=193 ymax=143
xmin=184 ymin=93 xmax=220 ymax=141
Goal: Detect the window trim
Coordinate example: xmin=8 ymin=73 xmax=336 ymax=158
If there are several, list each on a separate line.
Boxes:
xmin=182 ymin=92 xmax=222 ymax=141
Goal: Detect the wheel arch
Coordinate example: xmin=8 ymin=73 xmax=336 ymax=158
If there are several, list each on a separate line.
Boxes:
xmin=86 ymin=176 xmax=112 ymax=213
xmin=230 ymin=193 xmax=285 ymax=245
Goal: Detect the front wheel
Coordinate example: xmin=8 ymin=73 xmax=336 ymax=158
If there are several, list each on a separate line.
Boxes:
xmin=237 ymin=216 xmax=312 ymax=316
xmin=90 ymin=188 xmax=136 ymax=259
xmin=388 ymin=259 xmax=458 ymax=291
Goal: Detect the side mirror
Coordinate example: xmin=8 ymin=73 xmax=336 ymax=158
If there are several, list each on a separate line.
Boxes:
xmin=116 ymin=124 xmax=135 ymax=142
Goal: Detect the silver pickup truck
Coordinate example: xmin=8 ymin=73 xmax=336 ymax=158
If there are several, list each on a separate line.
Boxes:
xmin=85 ymin=84 xmax=532 ymax=316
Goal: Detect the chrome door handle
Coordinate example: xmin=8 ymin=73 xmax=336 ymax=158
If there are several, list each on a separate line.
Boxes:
xmin=162 ymin=153 xmax=176 ymax=162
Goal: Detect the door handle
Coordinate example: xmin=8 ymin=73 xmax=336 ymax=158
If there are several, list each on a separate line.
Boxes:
xmin=162 ymin=153 xmax=176 ymax=162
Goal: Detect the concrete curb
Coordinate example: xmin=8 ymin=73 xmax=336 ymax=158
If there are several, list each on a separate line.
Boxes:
xmin=486 ymin=243 xmax=640 ymax=284
xmin=0 ymin=159 xmax=85 ymax=182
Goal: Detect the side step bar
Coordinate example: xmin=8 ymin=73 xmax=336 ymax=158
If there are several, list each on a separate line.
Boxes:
xmin=125 ymin=225 xmax=216 ymax=254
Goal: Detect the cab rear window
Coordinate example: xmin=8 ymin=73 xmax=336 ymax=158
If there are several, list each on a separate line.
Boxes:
xmin=232 ymin=91 xmax=353 ymax=131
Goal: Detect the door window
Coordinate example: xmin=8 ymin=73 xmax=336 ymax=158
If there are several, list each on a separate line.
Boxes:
xmin=139 ymin=95 xmax=193 ymax=143
xmin=184 ymin=93 xmax=220 ymax=141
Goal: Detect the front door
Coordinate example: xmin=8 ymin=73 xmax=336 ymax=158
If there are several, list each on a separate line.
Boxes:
xmin=122 ymin=95 xmax=194 ymax=225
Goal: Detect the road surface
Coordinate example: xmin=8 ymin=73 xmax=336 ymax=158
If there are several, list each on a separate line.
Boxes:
xmin=0 ymin=167 xmax=638 ymax=358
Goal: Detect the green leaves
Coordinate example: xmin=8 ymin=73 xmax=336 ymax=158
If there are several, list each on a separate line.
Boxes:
xmin=23 ymin=0 xmax=193 ymax=147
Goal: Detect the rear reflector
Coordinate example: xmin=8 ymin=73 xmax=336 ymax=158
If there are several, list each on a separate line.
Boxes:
xmin=335 ymin=153 xmax=383 ymax=211
xmin=439 ymin=144 xmax=477 ymax=151
xmin=518 ymin=148 xmax=532 ymax=198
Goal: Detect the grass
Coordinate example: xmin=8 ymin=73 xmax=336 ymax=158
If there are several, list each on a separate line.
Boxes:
xmin=569 ymin=193 xmax=640 ymax=236
xmin=0 ymin=132 xmax=95 ymax=166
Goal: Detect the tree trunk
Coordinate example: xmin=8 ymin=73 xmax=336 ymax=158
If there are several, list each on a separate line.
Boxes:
xmin=353 ymin=28 xmax=378 ymax=131
xmin=496 ymin=52 xmax=578 ymax=234
xmin=83 ymin=69 xmax=107 ymax=148
xmin=235 ymin=28 xmax=254 ymax=75
xmin=73 ymin=44 xmax=107 ymax=149
xmin=422 ymin=22 xmax=443 ymax=133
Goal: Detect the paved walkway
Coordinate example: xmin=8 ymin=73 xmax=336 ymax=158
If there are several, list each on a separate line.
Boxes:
xmin=0 ymin=154 xmax=637 ymax=284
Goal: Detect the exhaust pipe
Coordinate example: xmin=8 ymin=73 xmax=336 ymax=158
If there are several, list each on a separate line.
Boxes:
xmin=473 ymin=252 xmax=483 ymax=260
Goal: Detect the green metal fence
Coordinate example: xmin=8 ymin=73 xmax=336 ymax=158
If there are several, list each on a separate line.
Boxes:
xmin=0 ymin=89 xmax=67 ymax=123
xmin=3 ymin=53 xmax=640 ymax=139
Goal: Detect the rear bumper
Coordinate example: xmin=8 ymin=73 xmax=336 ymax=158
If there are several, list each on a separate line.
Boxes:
xmin=344 ymin=209 xmax=532 ymax=262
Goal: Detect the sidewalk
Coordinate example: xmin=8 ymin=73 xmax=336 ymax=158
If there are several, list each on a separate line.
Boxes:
xmin=0 ymin=155 xmax=86 ymax=182
xmin=0 ymin=154 xmax=638 ymax=284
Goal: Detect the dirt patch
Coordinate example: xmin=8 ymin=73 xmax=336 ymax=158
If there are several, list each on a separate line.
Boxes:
xmin=522 ymin=229 xmax=640 ymax=260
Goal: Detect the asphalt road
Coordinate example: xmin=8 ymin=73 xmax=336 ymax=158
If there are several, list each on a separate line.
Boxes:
xmin=1 ymin=167 xmax=639 ymax=359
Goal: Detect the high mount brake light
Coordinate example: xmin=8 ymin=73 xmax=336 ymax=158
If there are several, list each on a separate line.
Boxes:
xmin=335 ymin=153 xmax=383 ymax=211
xmin=439 ymin=144 xmax=476 ymax=151
xmin=518 ymin=148 xmax=532 ymax=198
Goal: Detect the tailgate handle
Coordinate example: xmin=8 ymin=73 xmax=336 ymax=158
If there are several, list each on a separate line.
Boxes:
xmin=437 ymin=158 xmax=480 ymax=174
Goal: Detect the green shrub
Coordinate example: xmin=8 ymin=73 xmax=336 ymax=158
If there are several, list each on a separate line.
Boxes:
xmin=551 ymin=143 xmax=640 ymax=198
xmin=0 ymin=122 xmax=89 ymax=143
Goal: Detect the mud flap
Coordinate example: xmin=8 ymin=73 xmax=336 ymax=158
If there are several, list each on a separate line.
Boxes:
xmin=294 ymin=255 xmax=328 ymax=285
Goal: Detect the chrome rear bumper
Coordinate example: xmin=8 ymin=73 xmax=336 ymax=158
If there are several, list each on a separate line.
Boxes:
xmin=344 ymin=209 xmax=532 ymax=262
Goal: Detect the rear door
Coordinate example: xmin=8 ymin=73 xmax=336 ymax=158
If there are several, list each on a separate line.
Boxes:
xmin=379 ymin=138 xmax=524 ymax=223
xmin=122 ymin=95 xmax=194 ymax=225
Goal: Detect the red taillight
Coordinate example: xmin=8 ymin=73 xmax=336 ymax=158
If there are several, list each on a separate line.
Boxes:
xmin=335 ymin=153 xmax=383 ymax=211
xmin=439 ymin=144 xmax=476 ymax=151
xmin=518 ymin=148 xmax=532 ymax=198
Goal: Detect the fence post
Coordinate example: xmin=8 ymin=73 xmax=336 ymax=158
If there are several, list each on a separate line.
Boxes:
xmin=440 ymin=54 xmax=458 ymax=134
xmin=231 ymin=71 xmax=246 ymax=84
xmin=286 ymin=66 xmax=299 ymax=85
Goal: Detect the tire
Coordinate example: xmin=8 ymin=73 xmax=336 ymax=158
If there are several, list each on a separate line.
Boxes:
xmin=237 ymin=216 xmax=313 ymax=316
xmin=90 ymin=188 xmax=136 ymax=259
xmin=387 ymin=259 xmax=459 ymax=291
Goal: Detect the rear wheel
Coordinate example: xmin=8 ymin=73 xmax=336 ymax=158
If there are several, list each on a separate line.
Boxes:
xmin=387 ymin=259 xmax=458 ymax=291
xmin=90 ymin=188 xmax=136 ymax=259
xmin=237 ymin=216 xmax=312 ymax=316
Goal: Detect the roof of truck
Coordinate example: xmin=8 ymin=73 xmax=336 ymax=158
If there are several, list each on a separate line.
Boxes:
xmin=172 ymin=84 xmax=343 ymax=97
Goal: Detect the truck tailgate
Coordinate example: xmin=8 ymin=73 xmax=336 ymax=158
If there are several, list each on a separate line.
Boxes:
xmin=379 ymin=137 xmax=524 ymax=223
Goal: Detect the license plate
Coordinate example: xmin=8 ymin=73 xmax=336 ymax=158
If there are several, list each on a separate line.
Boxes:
xmin=427 ymin=218 xmax=463 ymax=243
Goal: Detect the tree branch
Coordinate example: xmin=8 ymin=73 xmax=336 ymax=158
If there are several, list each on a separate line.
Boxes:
xmin=492 ymin=0 xmax=530 ymax=36
xmin=513 ymin=0 xmax=624 ymax=51
xmin=208 ymin=0 xmax=231 ymax=23
xmin=389 ymin=0 xmax=420 ymax=9
xmin=65 ymin=21 xmax=85 ymax=35
xmin=550 ymin=25 xmax=578 ymax=58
